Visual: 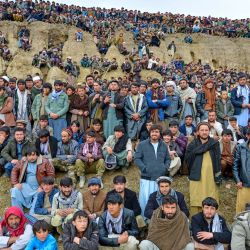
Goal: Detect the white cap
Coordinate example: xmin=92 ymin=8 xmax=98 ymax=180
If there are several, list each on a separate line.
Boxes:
xmin=166 ymin=80 xmax=175 ymax=87
xmin=2 ymin=76 xmax=9 ymax=82
xmin=33 ymin=76 xmax=41 ymax=82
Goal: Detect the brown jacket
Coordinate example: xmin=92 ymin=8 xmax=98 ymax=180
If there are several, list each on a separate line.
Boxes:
xmin=0 ymin=96 xmax=15 ymax=126
xmin=11 ymin=155 xmax=55 ymax=185
xmin=83 ymin=190 xmax=106 ymax=217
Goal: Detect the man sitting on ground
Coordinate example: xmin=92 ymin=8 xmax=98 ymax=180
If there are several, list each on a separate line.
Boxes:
xmin=0 ymin=126 xmax=11 ymax=176
xmin=32 ymin=115 xmax=53 ymax=140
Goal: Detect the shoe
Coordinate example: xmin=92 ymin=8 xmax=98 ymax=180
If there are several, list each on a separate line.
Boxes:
xmin=79 ymin=176 xmax=85 ymax=189
xmin=97 ymin=176 xmax=104 ymax=189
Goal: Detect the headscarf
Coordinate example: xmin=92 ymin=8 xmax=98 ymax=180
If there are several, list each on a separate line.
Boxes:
xmin=203 ymin=79 xmax=216 ymax=111
xmin=0 ymin=206 xmax=27 ymax=237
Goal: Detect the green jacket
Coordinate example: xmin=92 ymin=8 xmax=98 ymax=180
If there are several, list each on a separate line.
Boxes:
xmin=31 ymin=94 xmax=48 ymax=121
xmin=45 ymin=92 xmax=69 ymax=119
xmin=1 ymin=138 xmax=34 ymax=162
xmin=215 ymin=99 xmax=234 ymax=124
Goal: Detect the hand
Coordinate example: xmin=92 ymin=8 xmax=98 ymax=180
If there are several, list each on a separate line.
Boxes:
xmin=73 ymin=237 xmax=80 ymax=245
xmin=47 ymin=207 xmax=52 ymax=213
xmin=88 ymin=213 xmax=96 ymax=219
xmin=152 ymin=99 xmax=158 ymax=103
xmin=104 ymin=96 xmax=111 ymax=104
xmin=242 ymin=104 xmax=248 ymax=108
xmin=11 ymin=159 xmax=19 ymax=165
xmin=109 ymin=103 xmax=116 ymax=108
xmin=83 ymin=111 xmax=89 ymax=116
xmin=66 ymin=208 xmax=74 ymax=215
xmin=127 ymin=151 xmax=133 ymax=162
xmin=236 ymin=182 xmax=243 ymax=189
xmin=57 ymin=209 xmax=67 ymax=217
xmin=7 ymin=236 xmax=19 ymax=245
xmin=14 ymin=183 xmax=22 ymax=190
xmin=172 ymin=136 xmax=177 ymax=141
xmin=132 ymin=113 xmax=140 ymax=120
xmin=88 ymin=158 xmax=94 ymax=163
xmin=107 ymin=147 xmax=113 ymax=154
xmin=86 ymin=153 xmax=92 ymax=158
xmin=248 ymin=104 xmax=250 ymax=109
xmin=118 ymin=231 xmax=129 ymax=244
xmin=187 ymin=98 xmax=193 ymax=104
xmin=197 ymin=232 xmax=213 ymax=241
xmin=94 ymin=94 xmax=100 ymax=100
xmin=78 ymin=110 xmax=83 ymax=115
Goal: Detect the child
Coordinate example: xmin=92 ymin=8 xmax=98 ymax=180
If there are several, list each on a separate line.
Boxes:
xmin=25 ymin=220 xmax=58 ymax=250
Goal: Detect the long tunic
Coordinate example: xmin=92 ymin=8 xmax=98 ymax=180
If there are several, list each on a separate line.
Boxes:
xmin=189 ymin=151 xmax=219 ymax=207
xmin=236 ymin=87 xmax=249 ymax=126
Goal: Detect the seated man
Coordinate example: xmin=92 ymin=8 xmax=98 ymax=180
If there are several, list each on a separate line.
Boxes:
xmin=99 ymin=193 xmax=139 ymax=250
xmin=139 ymin=120 xmax=153 ymax=142
xmin=179 ymin=115 xmax=196 ymax=138
xmin=139 ymin=196 xmax=192 ymax=250
xmin=231 ymin=209 xmax=250 ymax=250
xmin=35 ymin=129 xmax=58 ymax=160
xmin=0 ymin=126 xmax=11 ymax=176
xmin=32 ymin=176 xmax=59 ymax=224
xmin=52 ymin=129 xmax=78 ymax=177
xmin=145 ymin=176 xmax=189 ymax=219
xmin=102 ymin=125 xmax=133 ymax=170
xmin=75 ymin=131 xmax=105 ymax=188
xmin=228 ymin=116 xmax=246 ymax=143
xmin=32 ymin=115 xmax=53 ymax=140
xmin=0 ymin=206 xmax=33 ymax=249
xmin=63 ymin=210 xmax=99 ymax=250
xmin=10 ymin=147 xmax=55 ymax=212
xmin=82 ymin=177 xmax=107 ymax=223
xmin=51 ymin=177 xmax=83 ymax=238
xmin=191 ymin=197 xmax=231 ymax=250
xmin=220 ymin=129 xmax=237 ymax=178
xmin=1 ymin=127 xmax=33 ymax=177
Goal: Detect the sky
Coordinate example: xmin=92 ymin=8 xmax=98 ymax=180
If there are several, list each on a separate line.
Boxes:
xmin=52 ymin=0 xmax=250 ymax=19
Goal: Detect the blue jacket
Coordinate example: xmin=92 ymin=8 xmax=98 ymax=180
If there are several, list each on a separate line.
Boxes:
xmin=34 ymin=188 xmax=59 ymax=215
xmin=146 ymin=89 xmax=169 ymax=121
xmin=179 ymin=124 xmax=196 ymax=136
xmin=231 ymin=86 xmax=250 ymax=115
xmin=25 ymin=234 xmax=58 ymax=250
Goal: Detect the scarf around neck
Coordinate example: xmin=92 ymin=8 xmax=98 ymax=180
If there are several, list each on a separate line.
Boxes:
xmin=236 ymin=84 xmax=249 ymax=98
xmin=106 ymin=208 xmax=124 ymax=234
xmin=17 ymin=88 xmax=28 ymax=119
xmin=58 ymin=189 xmax=78 ymax=208
xmin=82 ymin=141 xmax=99 ymax=157
xmin=51 ymin=90 xmax=63 ymax=100
xmin=156 ymin=188 xmax=178 ymax=206
xmin=113 ymin=134 xmax=129 ymax=153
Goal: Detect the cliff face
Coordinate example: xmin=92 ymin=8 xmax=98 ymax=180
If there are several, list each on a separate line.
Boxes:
xmin=1 ymin=21 xmax=250 ymax=82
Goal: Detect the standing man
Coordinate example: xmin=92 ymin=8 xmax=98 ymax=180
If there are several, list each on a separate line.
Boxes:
xmin=233 ymin=128 xmax=250 ymax=214
xmin=134 ymin=124 xmax=170 ymax=214
xmin=124 ymin=82 xmax=148 ymax=141
xmin=185 ymin=122 xmax=221 ymax=216
xmin=45 ymin=80 xmax=69 ymax=141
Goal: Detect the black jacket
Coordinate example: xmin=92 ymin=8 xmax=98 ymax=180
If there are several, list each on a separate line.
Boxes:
xmin=106 ymin=189 xmax=141 ymax=217
xmin=35 ymin=136 xmax=58 ymax=158
xmin=63 ymin=219 xmax=99 ymax=250
xmin=144 ymin=190 xmax=189 ymax=219
xmin=191 ymin=212 xmax=231 ymax=245
xmin=98 ymin=208 xmax=138 ymax=247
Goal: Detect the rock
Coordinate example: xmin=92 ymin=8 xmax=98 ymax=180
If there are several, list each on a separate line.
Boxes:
xmin=46 ymin=67 xmax=67 ymax=85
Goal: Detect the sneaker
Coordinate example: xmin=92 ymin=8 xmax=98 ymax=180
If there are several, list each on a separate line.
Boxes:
xmin=79 ymin=176 xmax=85 ymax=189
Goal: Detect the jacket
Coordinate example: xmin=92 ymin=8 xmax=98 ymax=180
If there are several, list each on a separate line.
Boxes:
xmin=231 ymin=86 xmax=250 ymax=115
xmin=179 ymin=124 xmax=196 ymax=136
xmin=34 ymin=187 xmax=59 ymax=215
xmin=25 ymin=234 xmax=58 ymax=250
xmin=106 ymin=189 xmax=141 ymax=217
xmin=215 ymin=98 xmax=234 ymax=124
xmin=56 ymin=139 xmax=79 ymax=164
xmin=233 ymin=140 xmax=250 ymax=187
xmin=98 ymin=208 xmax=138 ymax=247
xmin=231 ymin=211 xmax=250 ymax=250
xmin=191 ymin=212 xmax=231 ymax=245
xmin=77 ymin=142 xmax=103 ymax=162
xmin=45 ymin=91 xmax=69 ymax=119
xmin=31 ymin=93 xmax=48 ymax=121
xmin=100 ymin=91 xmax=124 ymax=120
xmin=13 ymin=90 xmax=32 ymax=117
xmin=196 ymin=91 xmax=208 ymax=117
xmin=144 ymin=190 xmax=189 ymax=219
xmin=1 ymin=137 xmax=34 ymax=162
xmin=83 ymin=190 xmax=106 ymax=217
xmin=134 ymin=139 xmax=171 ymax=181
xmin=0 ymin=95 xmax=15 ymax=126
xmin=164 ymin=93 xmax=183 ymax=119
xmin=174 ymin=132 xmax=188 ymax=156
xmin=11 ymin=156 xmax=55 ymax=185
xmin=35 ymin=136 xmax=58 ymax=158
xmin=63 ymin=219 xmax=99 ymax=250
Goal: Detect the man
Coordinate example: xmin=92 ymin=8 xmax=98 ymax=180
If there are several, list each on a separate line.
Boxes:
xmin=179 ymin=115 xmax=196 ymax=138
xmin=32 ymin=114 xmax=53 ymax=140
xmin=0 ymin=206 xmax=33 ymax=249
xmin=13 ymin=79 xmax=32 ymax=133
xmin=98 ymin=193 xmax=139 ymax=250
xmin=121 ymin=58 xmax=132 ymax=73
xmin=231 ymin=73 xmax=250 ymax=127
xmin=86 ymin=75 xmax=94 ymax=95
xmin=10 ymin=147 xmax=55 ymax=212
xmin=177 ymin=78 xmax=197 ymax=125
xmin=185 ymin=122 xmax=221 ymax=216
xmin=101 ymin=80 xmax=124 ymax=139
xmin=139 ymin=120 xmax=153 ymax=141
xmin=51 ymin=177 xmax=83 ymax=237
xmin=45 ymin=80 xmax=69 ymax=141
xmin=134 ymin=124 xmax=171 ymax=214
xmin=227 ymin=116 xmax=246 ymax=143
xmin=233 ymin=128 xmax=250 ymax=214
xmin=35 ymin=129 xmax=58 ymax=160
xmin=146 ymin=78 xmax=169 ymax=126
xmin=0 ymin=126 xmax=11 ymax=176
xmin=75 ymin=131 xmax=105 ymax=188
xmin=31 ymin=75 xmax=43 ymax=101
xmin=139 ymin=81 xmax=147 ymax=95
xmin=31 ymin=176 xmax=59 ymax=224
xmin=82 ymin=177 xmax=107 ymax=222
xmin=145 ymin=176 xmax=189 ymax=219
xmin=31 ymin=82 xmax=52 ymax=127
xmin=204 ymin=111 xmax=223 ymax=140
xmin=220 ymin=129 xmax=237 ymax=178
xmin=124 ymin=82 xmax=148 ymax=141
xmin=191 ymin=197 xmax=231 ymax=249
xmin=102 ymin=125 xmax=133 ymax=170
xmin=167 ymin=41 xmax=176 ymax=58
xmin=164 ymin=81 xmax=183 ymax=127
xmin=139 ymin=196 xmax=192 ymax=250
xmin=52 ymin=129 xmax=78 ymax=176
xmin=1 ymin=127 xmax=33 ymax=177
